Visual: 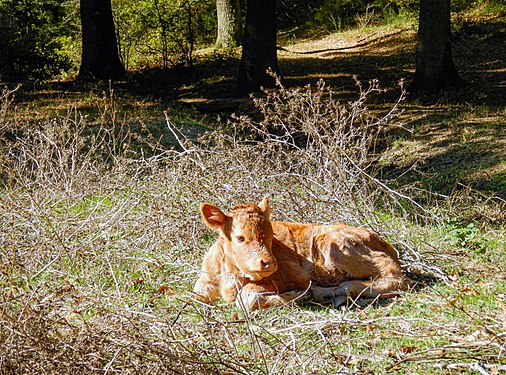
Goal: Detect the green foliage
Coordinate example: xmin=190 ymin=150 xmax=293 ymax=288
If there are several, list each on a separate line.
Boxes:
xmin=1 ymin=0 xmax=503 ymax=79
xmin=0 ymin=0 xmax=217 ymax=79
xmin=112 ymin=0 xmax=216 ymax=69
xmin=277 ymin=0 xmax=323 ymax=29
xmin=444 ymin=219 xmax=487 ymax=253
xmin=313 ymin=0 xmax=418 ymax=32
xmin=0 ymin=0 xmax=75 ymax=81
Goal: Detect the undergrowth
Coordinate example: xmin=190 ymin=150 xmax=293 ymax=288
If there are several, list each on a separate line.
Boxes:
xmin=1 ymin=81 xmax=505 ymax=374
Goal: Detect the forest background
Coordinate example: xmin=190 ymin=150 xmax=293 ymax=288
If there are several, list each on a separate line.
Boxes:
xmin=1 ymin=0 xmax=505 ymax=374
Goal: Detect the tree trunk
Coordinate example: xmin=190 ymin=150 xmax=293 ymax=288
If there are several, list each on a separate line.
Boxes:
xmin=78 ymin=0 xmax=125 ymax=81
xmin=238 ymin=0 xmax=280 ymax=94
xmin=216 ymin=0 xmax=243 ymax=48
xmin=411 ymin=0 xmax=462 ymax=92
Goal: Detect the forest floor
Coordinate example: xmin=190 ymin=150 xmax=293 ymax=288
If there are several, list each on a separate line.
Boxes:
xmin=2 ymin=9 xmax=506 ymax=374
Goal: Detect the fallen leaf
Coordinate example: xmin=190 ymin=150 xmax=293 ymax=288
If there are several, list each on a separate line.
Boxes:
xmin=74 ymin=296 xmax=91 ymax=302
xmin=362 ymin=324 xmax=378 ymax=331
xmin=399 ymin=346 xmax=416 ymax=354
xmin=158 ymin=285 xmax=174 ymax=295
xmin=447 ymin=298 xmax=458 ymax=306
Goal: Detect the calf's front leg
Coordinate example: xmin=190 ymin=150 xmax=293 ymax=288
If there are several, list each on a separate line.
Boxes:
xmin=236 ymin=284 xmax=310 ymax=310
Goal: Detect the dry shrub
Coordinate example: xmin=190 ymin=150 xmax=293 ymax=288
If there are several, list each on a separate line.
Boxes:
xmin=227 ymin=77 xmax=410 ymax=225
xmin=0 ymin=81 xmax=445 ymax=374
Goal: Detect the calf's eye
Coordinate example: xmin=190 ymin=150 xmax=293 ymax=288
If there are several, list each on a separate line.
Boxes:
xmin=236 ymin=236 xmax=245 ymax=243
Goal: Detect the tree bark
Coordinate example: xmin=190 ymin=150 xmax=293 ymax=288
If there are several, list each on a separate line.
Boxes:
xmin=411 ymin=0 xmax=462 ymax=92
xmin=216 ymin=0 xmax=243 ymax=48
xmin=238 ymin=0 xmax=280 ymax=94
xmin=78 ymin=0 xmax=125 ymax=81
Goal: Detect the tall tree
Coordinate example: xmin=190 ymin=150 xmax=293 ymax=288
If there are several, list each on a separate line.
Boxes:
xmin=78 ymin=0 xmax=125 ymax=80
xmin=215 ymin=0 xmax=243 ymax=48
xmin=411 ymin=0 xmax=462 ymax=92
xmin=238 ymin=0 xmax=280 ymax=94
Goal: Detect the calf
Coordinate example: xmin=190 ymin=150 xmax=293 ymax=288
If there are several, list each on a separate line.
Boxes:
xmin=193 ymin=197 xmax=409 ymax=310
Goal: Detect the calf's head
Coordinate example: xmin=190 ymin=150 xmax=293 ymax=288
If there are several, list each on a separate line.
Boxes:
xmin=200 ymin=197 xmax=278 ymax=281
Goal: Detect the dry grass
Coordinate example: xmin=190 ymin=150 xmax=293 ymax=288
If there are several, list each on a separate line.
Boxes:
xmin=1 ymin=78 xmax=505 ymax=374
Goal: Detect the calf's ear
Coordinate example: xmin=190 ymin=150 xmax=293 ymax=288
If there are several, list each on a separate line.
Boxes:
xmin=200 ymin=203 xmax=229 ymax=230
xmin=258 ymin=196 xmax=272 ymax=220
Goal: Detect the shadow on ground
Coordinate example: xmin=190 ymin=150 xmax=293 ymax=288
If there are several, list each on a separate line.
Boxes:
xmin=12 ymin=17 xmax=505 ymax=111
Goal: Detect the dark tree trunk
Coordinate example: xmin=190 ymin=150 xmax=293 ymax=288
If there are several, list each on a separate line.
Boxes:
xmin=78 ymin=0 xmax=125 ymax=81
xmin=411 ymin=0 xmax=462 ymax=92
xmin=216 ymin=0 xmax=243 ymax=48
xmin=238 ymin=0 xmax=280 ymax=94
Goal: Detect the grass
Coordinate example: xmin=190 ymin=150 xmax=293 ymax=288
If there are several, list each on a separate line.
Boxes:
xmin=1 ymin=9 xmax=506 ymax=374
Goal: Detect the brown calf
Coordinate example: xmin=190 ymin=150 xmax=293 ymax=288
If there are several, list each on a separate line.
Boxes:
xmin=193 ymin=197 xmax=409 ymax=310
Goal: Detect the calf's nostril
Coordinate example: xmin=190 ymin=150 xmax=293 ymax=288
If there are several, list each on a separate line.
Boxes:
xmin=260 ymin=259 xmax=272 ymax=269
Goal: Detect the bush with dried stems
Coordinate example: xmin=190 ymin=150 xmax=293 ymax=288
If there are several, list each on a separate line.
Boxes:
xmin=1 ymin=81 xmax=504 ymax=374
